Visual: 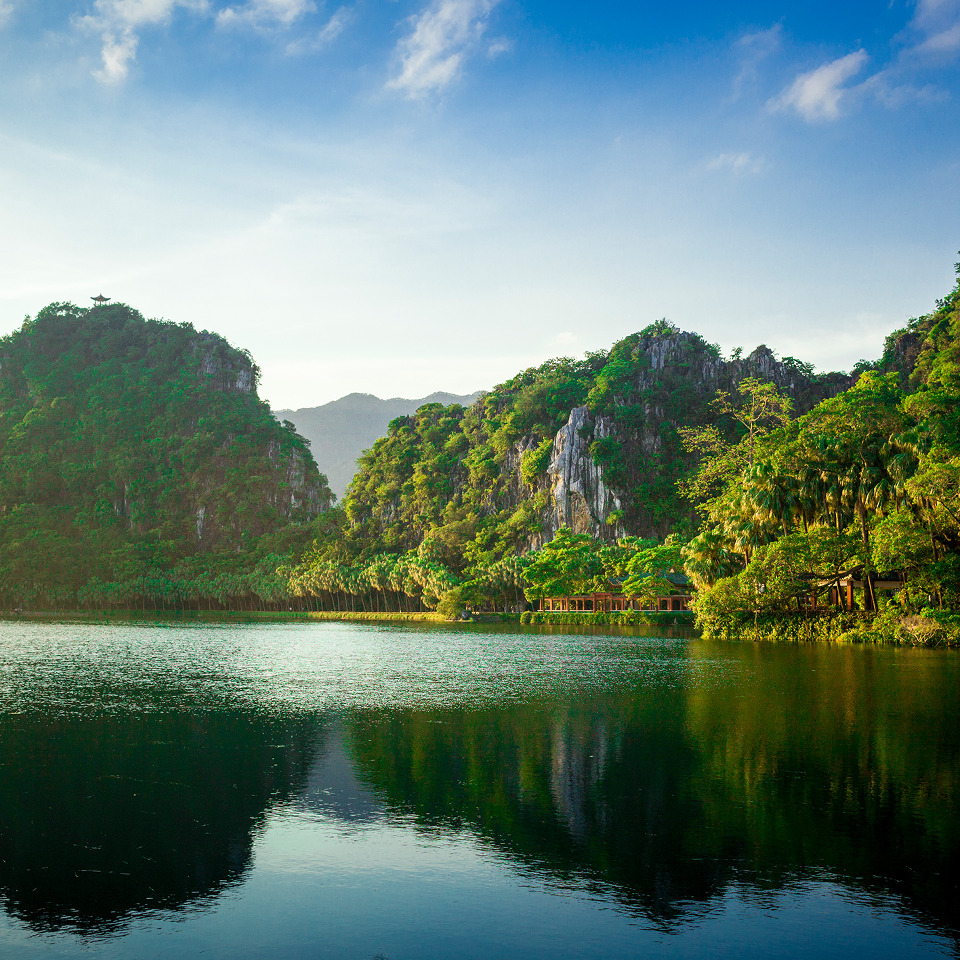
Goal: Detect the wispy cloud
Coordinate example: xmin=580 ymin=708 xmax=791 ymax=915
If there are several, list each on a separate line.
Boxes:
xmin=706 ymin=152 xmax=765 ymax=175
xmin=77 ymin=0 xmax=211 ymax=83
xmin=845 ymin=0 xmax=960 ymax=108
xmin=0 ymin=1 xmax=16 ymax=28
xmin=217 ymin=0 xmax=314 ymax=30
xmin=387 ymin=0 xmax=501 ymax=98
xmin=96 ymin=30 xmax=140 ymax=81
xmin=733 ymin=24 xmax=782 ymax=98
xmin=77 ymin=0 xmax=322 ymax=82
xmin=284 ymin=6 xmax=350 ymax=55
xmin=486 ymin=36 xmax=511 ymax=59
xmin=770 ymin=50 xmax=868 ymax=121
xmin=909 ymin=0 xmax=960 ymax=56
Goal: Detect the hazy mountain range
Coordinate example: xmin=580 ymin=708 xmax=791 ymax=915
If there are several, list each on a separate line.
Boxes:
xmin=275 ymin=391 xmax=483 ymax=499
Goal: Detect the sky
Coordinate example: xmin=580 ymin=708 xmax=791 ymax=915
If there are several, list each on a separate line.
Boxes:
xmin=1 ymin=1 xmax=959 ymax=409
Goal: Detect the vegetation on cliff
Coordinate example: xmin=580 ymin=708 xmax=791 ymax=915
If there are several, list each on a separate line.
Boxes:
xmin=330 ymin=324 xmax=846 ymax=571
xmin=285 ymin=259 xmax=960 ymax=642
xmin=0 ymin=301 xmax=332 ymax=609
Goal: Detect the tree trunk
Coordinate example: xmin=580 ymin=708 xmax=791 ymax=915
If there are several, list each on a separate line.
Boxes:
xmin=857 ymin=500 xmax=876 ymax=612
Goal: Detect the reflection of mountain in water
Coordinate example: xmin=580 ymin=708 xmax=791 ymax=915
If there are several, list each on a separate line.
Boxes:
xmin=345 ymin=699 xmax=723 ymax=925
xmin=296 ymin=719 xmax=385 ymax=824
xmin=0 ymin=710 xmax=321 ymax=934
xmin=344 ymin=646 xmax=960 ymax=939
xmin=1 ymin=643 xmax=959 ymax=945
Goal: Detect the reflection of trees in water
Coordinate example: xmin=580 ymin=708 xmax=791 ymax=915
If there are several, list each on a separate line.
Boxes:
xmin=345 ymin=695 xmax=729 ymax=925
xmin=0 ymin=709 xmax=322 ymax=934
xmin=687 ymin=642 xmax=960 ymax=938
xmin=1 ymin=642 xmax=958 ymax=943
xmin=344 ymin=647 xmax=960 ymax=937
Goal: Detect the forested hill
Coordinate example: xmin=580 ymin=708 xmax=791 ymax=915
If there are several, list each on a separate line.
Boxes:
xmin=0 ymin=301 xmax=333 ymax=607
xmin=338 ymin=323 xmax=850 ymax=569
xmin=275 ymin=390 xmax=483 ymax=499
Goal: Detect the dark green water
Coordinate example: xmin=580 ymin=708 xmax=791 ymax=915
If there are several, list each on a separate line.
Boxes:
xmin=0 ymin=619 xmax=957 ymax=958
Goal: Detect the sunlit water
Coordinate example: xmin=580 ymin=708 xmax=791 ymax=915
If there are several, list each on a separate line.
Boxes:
xmin=0 ymin=618 xmax=957 ymax=958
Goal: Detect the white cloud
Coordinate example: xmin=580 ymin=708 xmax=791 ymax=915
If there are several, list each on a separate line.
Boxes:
xmin=886 ymin=0 xmax=960 ymax=61
xmin=88 ymin=0 xmax=209 ymax=31
xmin=912 ymin=0 xmax=960 ymax=46
xmin=759 ymin=2 xmax=959 ymax=121
xmin=217 ymin=0 xmax=314 ymax=30
xmin=706 ymin=152 xmax=765 ymax=175
xmin=840 ymin=0 xmax=960 ymax=108
xmin=78 ymin=0 xmax=211 ymax=83
xmin=733 ymin=24 xmax=782 ymax=98
xmin=486 ymin=36 xmax=511 ymax=58
xmin=917 ymin=22 xmax=960 ymax=53
xmin=909 ymin=0 xmax=960 ymax=55
xmin=284 ymin=6 xmax=350 ymax=55
xmin=387 ymin=0 xmax=501 ymax=98
xmin=96 ymin=30 xmax=140 ymax=81
xmin=0 ymin=1 xmax=16 ymax=28
xmin=77 ymin=0 xmax=319 ymax=82
xmin=770 ymin=50 xmax=868 ymax=121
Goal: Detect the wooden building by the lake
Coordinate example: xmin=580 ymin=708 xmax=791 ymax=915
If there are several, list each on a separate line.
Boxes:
xmin=538 ymin=572 xmax=693 ymax=613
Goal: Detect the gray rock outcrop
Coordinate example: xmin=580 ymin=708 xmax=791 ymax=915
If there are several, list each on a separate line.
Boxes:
xmin=543 ymin=406 xmax=624 ymax=541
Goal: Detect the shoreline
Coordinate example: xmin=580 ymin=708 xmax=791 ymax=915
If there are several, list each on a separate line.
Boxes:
xmin=3 ymin=608 xmax=953 ymax=644
xmin=0 ymin=608 xmax=697 ymax=632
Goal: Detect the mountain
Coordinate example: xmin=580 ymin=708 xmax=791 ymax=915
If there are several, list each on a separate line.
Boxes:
xmin=336 ymin=323 xmax=850 ymax=570
xmin=282 ymin=267 xmax=960 ymax=631
xmin=275 ymin=391 xmax=483 ymax=499
xmin=0 ymin=301 xmax=333 ymax=608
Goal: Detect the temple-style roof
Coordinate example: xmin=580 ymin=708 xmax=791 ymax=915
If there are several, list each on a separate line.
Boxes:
xmin=91 ymin=294 xmax=110 ymax=304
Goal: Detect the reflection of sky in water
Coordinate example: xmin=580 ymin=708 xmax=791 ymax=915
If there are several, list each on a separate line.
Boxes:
xmin=0 ymin=619 xmax=716 ymax=713
xmin=0 ymin=619 xmax=957 ymax=959
xmin=6 ymin=814 xmax=952 ymax=960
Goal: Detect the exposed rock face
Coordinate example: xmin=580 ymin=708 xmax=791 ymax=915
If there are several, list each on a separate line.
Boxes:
xmin=543 ymin=407 xmax=624 ymax=542
xmin=527 ymin=333 xmax=849 ymax=543
xmin=268 ymin=442 xmax=323 ymax=516
xmin=193 ymin=333 xmax=257 ymax=394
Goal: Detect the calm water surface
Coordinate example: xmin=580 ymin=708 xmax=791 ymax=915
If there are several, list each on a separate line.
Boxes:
xmin=0 ymin=619 xmax=957 ymax=959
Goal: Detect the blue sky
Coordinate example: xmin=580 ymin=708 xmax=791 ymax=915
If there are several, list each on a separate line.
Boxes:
xmin=1 ymin=0 xmax=959 ymax=407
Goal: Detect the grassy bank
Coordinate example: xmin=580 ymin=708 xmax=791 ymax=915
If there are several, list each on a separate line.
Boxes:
xmin=698 ymin=609 xmax=960 ymax=646
xmin=281 ymin=610 xmax=449 ymax=623
xmin=0 ymin=608 xmax=698 ymax=631
xmin=0 ymin=609 xmax=450 ymax=624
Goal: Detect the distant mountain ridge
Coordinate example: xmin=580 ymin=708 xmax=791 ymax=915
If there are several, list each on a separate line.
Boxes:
xmin=276 ymin=391 xmax=484 ymax=499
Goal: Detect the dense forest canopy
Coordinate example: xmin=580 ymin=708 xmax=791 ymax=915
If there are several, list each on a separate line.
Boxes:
xmin=335 ymin=324 xmax=848 ymax=569
xmin=683 ymin=262 xmax=960 ymax=641
xmin=0 ymin=301 xmax=332 ymax=608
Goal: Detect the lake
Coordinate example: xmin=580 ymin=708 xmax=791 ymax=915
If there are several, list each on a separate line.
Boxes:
xmin=0 ymin=618 xmax=957 ymax=959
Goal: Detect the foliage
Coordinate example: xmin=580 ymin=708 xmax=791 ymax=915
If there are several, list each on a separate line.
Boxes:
xmin=686 ymin=264 xmax=960 ymax=635
xmin=678 ymin=377 xmax=793 ymax=509
xmin=0 ymin=302 xmax=332 ymax=610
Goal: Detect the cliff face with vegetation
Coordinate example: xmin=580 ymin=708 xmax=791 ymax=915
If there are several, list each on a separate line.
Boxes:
xmin=339 ymin=323 xmax=848 ymax=569
xmin=0 ymin=301 xmax=333 ymax=606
